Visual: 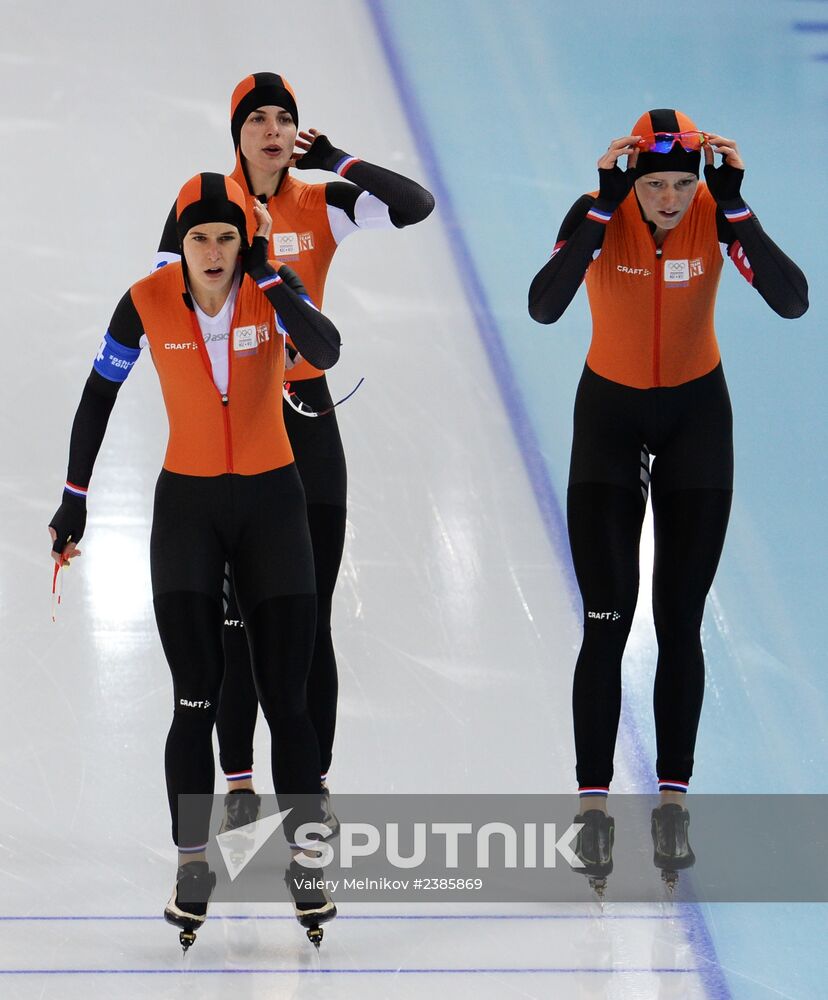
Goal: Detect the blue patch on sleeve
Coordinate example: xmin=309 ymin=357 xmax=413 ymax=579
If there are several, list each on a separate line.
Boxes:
xmin=93 ymin=331 xmax=141 ymax=383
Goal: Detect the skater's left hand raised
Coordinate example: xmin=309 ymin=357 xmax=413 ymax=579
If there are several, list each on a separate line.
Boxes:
xmin=293 ymin=129 xmax=348 ymax=173
xmin=703 ymin=134 xmax=745 ymax=205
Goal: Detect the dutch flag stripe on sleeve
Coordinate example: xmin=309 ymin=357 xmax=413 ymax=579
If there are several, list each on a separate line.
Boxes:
xmin=257 ymin=272 xmax=283 ymax=291
xmin=334 ymin=155 xmax=361 ymax=177
xmin=723 ymin=206 xmax=752 ymax=223
xmin=586 ymin=206 xmax=613 ymax=225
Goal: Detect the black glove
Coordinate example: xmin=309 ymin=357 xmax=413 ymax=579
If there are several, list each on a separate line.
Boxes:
xmin=241 ymin=235 xmax=270 ymax=279
xmin=595 ymin=165 xmax=635 ymax=213
xmin=704 ymin=161 xmax=744 ymax=207
xmin=294 ymin=134 xmax=348 ymax=173
xmin=49 ymin=493 xmax=87 ymax=555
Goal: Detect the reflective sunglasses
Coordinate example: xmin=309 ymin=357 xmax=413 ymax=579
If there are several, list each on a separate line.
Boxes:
xmin=636 ymin=131 xmax=707 ymax=153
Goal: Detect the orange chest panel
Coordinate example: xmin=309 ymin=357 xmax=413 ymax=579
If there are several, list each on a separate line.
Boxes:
xmin=230 ymin=166 xmax=337 ymax=305
xmin=131 ymin=265 xmax=292 ymax=476
xmin=231 ymin=165 xmax=340 ymax=381
xmin=585 ymin=185 xmax=724 ymax=388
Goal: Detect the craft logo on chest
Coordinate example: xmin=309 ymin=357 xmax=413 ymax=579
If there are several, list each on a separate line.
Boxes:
xmin=273 ymin=231 xmax=315 ymax=259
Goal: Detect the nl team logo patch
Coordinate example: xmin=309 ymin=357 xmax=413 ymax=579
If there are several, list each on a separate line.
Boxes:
xmin=664 ymin=258 xmax=704 ymax=288
xmin=233 ymin=325 xmax=258 ymax=355
xmin=273 ymin=231 xmax=315 ymax=258
xmin=233 ymin=324 xmax=271 ymax=356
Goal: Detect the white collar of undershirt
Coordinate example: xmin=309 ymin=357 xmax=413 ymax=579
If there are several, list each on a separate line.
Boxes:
xmin=191 ymin=266 xmax=241 ymax=327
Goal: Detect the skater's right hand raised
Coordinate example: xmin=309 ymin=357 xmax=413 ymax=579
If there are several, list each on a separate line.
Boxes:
xmin=595 ymin=136 xmax=640 ymax=211
xmin=251 ymin=197 xmax=272 ymax=240
xmin=242 ymin=200 xmax=273 ymax=278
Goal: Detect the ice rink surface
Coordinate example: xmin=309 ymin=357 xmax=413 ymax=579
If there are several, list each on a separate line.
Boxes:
xmin=1 ymin=1 xmax=824 ymax=997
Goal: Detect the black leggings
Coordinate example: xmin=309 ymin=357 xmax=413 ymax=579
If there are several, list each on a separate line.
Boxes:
xmin=568 ymin=364 xmax=733 ymax=790
xmin=150 ymin=465 xmax=319 ymax=848
xmin=217 ymin=375 xmax=347 ymax=780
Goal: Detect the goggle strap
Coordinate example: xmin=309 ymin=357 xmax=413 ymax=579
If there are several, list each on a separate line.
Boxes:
xmin=282 ymin=377 xmax=365 ymax=419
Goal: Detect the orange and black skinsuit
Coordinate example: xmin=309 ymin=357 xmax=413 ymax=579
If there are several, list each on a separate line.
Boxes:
xmin=155 ymin=74 xmax=435 ymax=787
xmin=529 ymin=136 xmax=808 ymax=794
xmin=50 ymin=174 xmax=342 ymax=848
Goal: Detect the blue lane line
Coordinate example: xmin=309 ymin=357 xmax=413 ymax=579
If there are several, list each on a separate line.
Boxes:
xmin=0 ymin=967 xmax=700 ymax=976
xmin=362 ymin=5 xmax=734 ymax=1000
xmin=793 ymin=21 xmax=828 ymax=30
xmin=363 ymin=10 xmax=577 ymax=609
xmin=0 ymin=913 xmax=674 ymax=922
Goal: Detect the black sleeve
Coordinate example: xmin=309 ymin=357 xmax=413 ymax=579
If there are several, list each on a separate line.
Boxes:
xmin=49 ymin=368 xmax=119 ymax=551
xmin=715 ymin=208 xmax=809 ymax=319
xmin=64 ymin=372 xmax=120 ymax=490
xmin=324 ymin=163 xmax=435 ymax=228
xmin=65 ymin=290 xmax=144 ymax=489
xmin=107 ymin=289 xmax=145 ymax=350
xmin=528 ymin=194 xmax=607 ymax=324
xmin=156 ymin=199 xmax=179 ymax=257
xmin=248 ymin=260 xmax=341 ymax=370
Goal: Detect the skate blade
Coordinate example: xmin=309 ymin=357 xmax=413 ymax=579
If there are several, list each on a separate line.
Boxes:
xmin=588 ymin=876 xmax=608 ymax=902
xmin=306 ymin=925 xmax=324 ymax=948
xmin=299 ymin=905 xmax=337 ymax=950
xmin=163 ymin=911 xmax=201 ymax=954
xmin=661 ymin=869 xmax=680 ymax=895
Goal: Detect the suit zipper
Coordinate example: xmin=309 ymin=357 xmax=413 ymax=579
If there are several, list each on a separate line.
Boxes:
xmin=653 ymin=246 xmax=663 ymax=387
xmin=189 ymin=281 xmax=243 ymax=473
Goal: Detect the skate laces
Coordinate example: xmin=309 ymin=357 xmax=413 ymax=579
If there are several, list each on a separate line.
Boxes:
xmin=283 ymin=378 xmax=364 ymax=418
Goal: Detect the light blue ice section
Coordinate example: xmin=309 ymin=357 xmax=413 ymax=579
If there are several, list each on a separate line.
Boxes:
xmin=370 ymin=2 xmax=828 ymax=998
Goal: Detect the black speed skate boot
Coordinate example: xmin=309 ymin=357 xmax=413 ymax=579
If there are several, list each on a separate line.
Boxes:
xmin=164 ymin=860 xmax=217 ymax=953
xmin=218 ymin=789 xmax=262 ymax=867
xmin=284 ymin=860 xmax=337 ymax=948
xmin=219 ymin=788 xmax=262 ymax=833
xmin=573 ymin=810 xmax=615 ymax=900
xmin=219 ymin=788 xmax=262 ymax=866
xmin=320 ymin=782 xmax=340 ymax=841
xmin=651 ymin=803 xmax=696 ymax=894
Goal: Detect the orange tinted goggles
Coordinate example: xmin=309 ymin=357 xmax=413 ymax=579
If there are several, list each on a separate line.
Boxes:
xmin=636 ymin=131 xmax=707 ymax=153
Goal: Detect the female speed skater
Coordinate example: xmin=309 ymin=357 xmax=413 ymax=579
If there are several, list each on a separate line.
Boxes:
xmin=50 ymin=174 xmax=341 ymax=948
xmin=155 ymin=72 xmax=435 ymax=835
xmin=528 ymin=108 xmax=808 ymax=893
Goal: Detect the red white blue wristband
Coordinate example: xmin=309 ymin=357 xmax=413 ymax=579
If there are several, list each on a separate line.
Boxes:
xmin=333 ymin=154 xmax=360 ymax=177
xmin=64 ymin=481 xmax=88 ymax=500
xmin=256 ymin=271 xmax=283 ymax=291
xmin=723 ymin=205 xmax=752 ymax=223
xmin=586 ymin=206 xmax=613 ymax=225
